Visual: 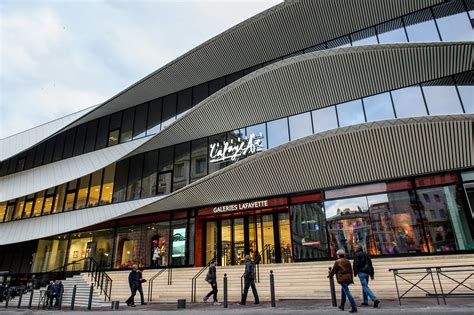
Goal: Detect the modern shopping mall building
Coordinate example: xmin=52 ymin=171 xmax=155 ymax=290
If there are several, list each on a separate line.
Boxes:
xmin=0 ymin=0 xmax=473 ymax=283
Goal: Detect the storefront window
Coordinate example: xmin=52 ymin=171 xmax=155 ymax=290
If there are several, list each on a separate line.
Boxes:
xmin=144 ymin=221 xmax=170 ymax=267
xmin=114 ymin=226 xmax=144 ymax=269
xmin=278 ymin=212 xmax=293 ymax=263
xmin=31 ymin=235 xmax=68 ymax=273
xmin=170 ymin=219 xmax=188 ymax=266
xmin=290 ymin=202 xmax=328 ymax=260
xmin=205 ymin=221 xmax=218 ymax=264
xmin=221 ymin=219 xmax=232 ymax=266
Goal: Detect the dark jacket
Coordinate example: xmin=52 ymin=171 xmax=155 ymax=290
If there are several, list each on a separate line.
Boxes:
xmin=51 ymin=283 xmax=60 ymax=296
xmin=128 ymin=270 xmax=140 ymax=288
xmin=205 ymin=265 xmax=217 ymax=284
xmin=46 ymin=284 xmax=53 ymax=296
xmin=353 ymin=251 xmax=374 ymax=277
xmin=244 ymin=260 xmax=255 ymax=280
xmin=329 ymin=258 xmax=354 ymax=284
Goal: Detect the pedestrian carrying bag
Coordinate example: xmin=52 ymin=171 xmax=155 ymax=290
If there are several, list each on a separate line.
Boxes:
xmin=205 ymin=272 xmax=212 ymax=284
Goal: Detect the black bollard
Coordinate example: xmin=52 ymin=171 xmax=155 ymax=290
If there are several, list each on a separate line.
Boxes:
xmin=5 ymin=288 xmax=11 ymax=308
xmin=17 ymin=289 xmax=23 ymax=308
xmin=223 ymin=274 xmax=228 ymax=308
xmin=28 ymin=290 xmax=34 ymax=309
xmin=328 ymin=267 xmax=337 ymax=307
xmin=270 ymin=270 xmax=276 ymax=307
xmin=70 ymin=285 xmax=77 ymax=310
xmin=88 ymin=284 xmax=94 ymax=310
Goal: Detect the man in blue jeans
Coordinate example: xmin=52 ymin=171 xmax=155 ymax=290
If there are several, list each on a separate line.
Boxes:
xmin=329 ymin=249 xmax=357 ymax=313
xmin=353 ymin=245 xmax=380 ymax=308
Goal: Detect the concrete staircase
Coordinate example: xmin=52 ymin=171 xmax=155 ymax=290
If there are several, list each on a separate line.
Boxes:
xmin=103 ymin=254 xmax=474 ymax=303
xmin=17 ymin=273 xmax=109 ymax=309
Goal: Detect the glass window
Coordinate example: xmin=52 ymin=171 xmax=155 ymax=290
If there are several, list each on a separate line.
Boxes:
xmin=52 ymin=184 xmax=67 ymax=213
xmin=114 ymin=226 xmax=144 ymax=269
xmin=52 ymin=133 xmax=66 ymax=162
xmin=391 ymin=85 xmax=428 ymax=118
xmin=312 ymin=106 xmax=339 ymax=133
xmin=33 ymin=142 xmax=45 ymax=167
xmin=417 ymin=185 xmax=474 ymax=252
xmin=32 ymin=191 xmax=44 ymax=217
xmin=42 ymin=138 xmax=55 ymax=164
xmin=327 ymin=35 xmax=351 ymax=48
xmin=16 ymin=156 xmax=26 ymax=172
xmin=4 ymin=203 xmax=15 ymax=222
xmin=100 ymin=164 xmax=116 ymax=205
xmin=171 ymin=219 xmax=188 ymax=266
xmin=31 ymin=235 xmax=68 ymax=273
xmin=83 ymin=120 xmax=99 ymax=153
xmin=43 ymin=189 xmax=55 ymax=215
xmin=0 ymin=161 xmax=6 ymax=177
xmin=209 ymin=77 xmax=225 ymax=95
xmin=75 ymin=174 xmax=90 ymax=210
xmin=193 ymin=82 xmax=208 ymax=105
xmin=64 ymin=192 xmax=76 ymax=212
xmin=6 ymin=157 xmax=17 ymax=175
xmin=191 ymin=138 xmax=208 ymax=183
xmin=108 ymin=129 xmax=120 ymax=147
xmin=363 ymin=92 xmax=395 ymax=121
xmin=147 ymin=99 xmax=162 ymax=136
xmin=173 ymin=142 xmax=190 ymax=191
xmin=267 ymin=118 xmax=289 ymax=148
xmin=113 ymin=159 xmax=129 ymax=203
xmin=188 ymin=218 xmax=195 ymax=265
xmin=13 ymin=197 xmax=25 ymax=220
xmin=246 ymin=123 xmax=267 ymax=149
xmin=0 ymin=202 xmax=6 ymax=222
xmin=377 ymin=18 xmax=408 ymax=43
xmin=325 ymin=196 xmax=376 ymax=258
xmin=109 ymin=111 xmax=122 ymax=131
xmin=226 ymin=71 xmax=243 ymax=85
xmin=304 ymin=43 xmax=327 ymax=53
xmin=208 ymin=133 xmax=227 ymax=174
xmin=144 ymin=221 xmax=170 ymax=267
xmin=157 ymin=172 xmax=172 ymax=195
xmin=67 ymin=229 xmax=114 ymax=269
xmin=455 ymin=72 xmax=473 ymax=113
xmin=142 ymin=151 xmax=158 ymax=198
xmin=337 ymin=99 xmax=365 ymax=127
xmin=25 ymin=148 xmax=35 ymax=170
xmin=158 ymin=146 xmax=174 ymax=173
xmin=133 ymin=103 xmax=148 ymax=139
xmin=433 ymin=1 xmax=473 ymax=41
xmin=22 ymin=196 xmax=34 ymax=218
xmin=88 ymin=169 xmax=103 ymax=207
xmin=162 ymin=94 xmax=177 ymax=129
xmin=177 ymin=88 xmax=192 ymax=116
xmin=73 ymin=124 xmax=87 ymax=156
xmin=422 ymin=77 xmax=464 ymax=115
xmin=404 ymin=9 xmax=441 ymax=42
xmin=95 ymin=116 xmax=110 ymax=150
xmin=351 ymin=27 xmax=378 ymax=46
xmin=120 ymin=108 xmax=135 ymax=143
xmin=244 ymin=64 xmax=262 ymax=75
xmin=63 ymin=128 xmax=76 ymax=159
xmin=290 ymin=202 xmax=329 ymax=260
xmin=289 ymin=112 xmax=313 ymax=141
xmin=127 ymin=155 xmax=143 ymax=200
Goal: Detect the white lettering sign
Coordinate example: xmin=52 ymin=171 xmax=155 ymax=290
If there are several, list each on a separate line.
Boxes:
xmin=209 ymin=133 xmax=264 ymax=164
xmin=213 ymin=200 xmax=269 ymax=213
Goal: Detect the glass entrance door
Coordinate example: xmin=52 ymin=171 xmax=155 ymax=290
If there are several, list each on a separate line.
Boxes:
xmin=205 ymin=210 xmax=293 ymax=266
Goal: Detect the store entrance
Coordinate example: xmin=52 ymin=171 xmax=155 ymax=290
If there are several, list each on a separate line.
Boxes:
xmin=205 ymin=211 xmax=292 ymax=266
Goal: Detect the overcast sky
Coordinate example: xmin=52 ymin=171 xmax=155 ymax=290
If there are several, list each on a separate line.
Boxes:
xmin=0 ymin=0 xmax=281 ymax=139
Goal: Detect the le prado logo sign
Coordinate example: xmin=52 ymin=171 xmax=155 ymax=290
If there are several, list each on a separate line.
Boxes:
xmin=209 ymin=133 xmax=264 ymax=164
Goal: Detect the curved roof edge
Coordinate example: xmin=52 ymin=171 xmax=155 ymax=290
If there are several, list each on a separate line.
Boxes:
xmin=124 ymin=114 xmax=473 ymax=217
xmin=0 ymin=137 xmax=151 ymax=202
xmin=129 ymin=42 xmax=473 ymax=156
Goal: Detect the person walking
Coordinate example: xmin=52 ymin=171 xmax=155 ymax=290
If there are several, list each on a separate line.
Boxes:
xmin=137 ymin=266 xmax=147 ymax=305
xmin=45 ymin=281 xmax=53 ymax=308
xmin=203 ymin=262 xmax=220 ymax=305
xmin=125 ymin=265 xmax=139 ymax=307
xmin=239 ymin=255 xmax=259 ymax=305
xmin=353 ymin=244 xmax=380 ymax=308
xmin=328 ymin=249 xmax=357 ymax=313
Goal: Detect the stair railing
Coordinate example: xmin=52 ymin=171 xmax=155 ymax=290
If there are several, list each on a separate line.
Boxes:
xmin=86 ymin=257 xmax=112 ymax=301
xmin=147 ymin=265 xmax=173 ymax=302
xmin=240 ymin=244 xmax=271 ymax=295
xmin=36 ymin=258 xmax=88 ymax=289
xmin=191 ymin=256 xmax=215 ymax=303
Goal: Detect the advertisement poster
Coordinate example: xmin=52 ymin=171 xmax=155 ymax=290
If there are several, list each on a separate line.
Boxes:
xmin=172 ymin=228 xmax=186 ymax=258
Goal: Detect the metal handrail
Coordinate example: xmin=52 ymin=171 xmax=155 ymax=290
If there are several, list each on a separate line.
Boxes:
xmin=191 ymin=256 xmax=215 ymax=303
xmin=389 ymin=264 xmax=474 ymax=305
xmin=147 ymin=265 xmax=172 ymax=302
xmin=86 ymin=257 xmax=113 ymax=301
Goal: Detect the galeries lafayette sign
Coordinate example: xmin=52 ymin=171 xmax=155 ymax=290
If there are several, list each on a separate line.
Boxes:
xmin=213 ymin=200 xmax=269 ymax=213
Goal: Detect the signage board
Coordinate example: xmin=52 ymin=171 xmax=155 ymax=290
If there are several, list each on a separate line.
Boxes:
xmin=209 ymin=133 xmax=264 ymax=164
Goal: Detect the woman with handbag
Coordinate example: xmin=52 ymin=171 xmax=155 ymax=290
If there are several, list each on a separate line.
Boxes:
xmin=203 ymin=262 xmax=220 ymax=305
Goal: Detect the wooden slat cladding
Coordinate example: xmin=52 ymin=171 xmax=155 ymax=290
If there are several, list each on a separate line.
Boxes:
xmin=70 ymin=0 xmax=444 ymax=126
xmin=132 ymin=43 xmax=473 ymax=155
xmin=128 ymin=115 xmax=473 ymax=215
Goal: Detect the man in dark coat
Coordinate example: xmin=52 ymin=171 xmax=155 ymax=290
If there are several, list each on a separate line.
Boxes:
xmin=45 ymin=281 xmax=53 ymax=307
xmin=239 ymin=255 xmax=259 ymax=305
xmin=125 ymin=265 xmax=139 ymax=307
xmin=203 ymin=262 xmax=219 ymax=305
xmin=353 ymin=245 xmax=380 ymax=308
xmin=329 ymin=249 xmax=357 ymax=313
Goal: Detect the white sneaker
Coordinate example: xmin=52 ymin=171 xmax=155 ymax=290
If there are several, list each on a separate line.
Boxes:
xmin=213 ymin=301 xmax=221 ymax=305
xmin=203 ymin=297 xmax=208 ymax=303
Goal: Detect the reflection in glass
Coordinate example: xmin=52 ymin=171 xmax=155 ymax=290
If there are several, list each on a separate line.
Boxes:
xmin=127 ymin=155 xmax=143 ymax=201
xmin=68 ymin=229 xmax=114 ymax=269
xmin=114 ymin=226 xmax=143 ymax=268
xmin=4 ymin=204 xmax=15 ymax=222
xmin=33 ymin=192 xmax=45 ymax=217
xmin=278 ymin=212 xmax=293 ymax=263
xmin=234 ymin=218 xmax=245 ymax=265
xmin=76 ymin=175 xmax=90 ymax=210
xmin=312 ymin=106 xmax=338 ymax=133
xmin=351 ymin=28 xmax=378 ymax=46
xmin=363 ymin=92 xmax=395 ymax=121
xmin=0 ymin=202 xmax=6 ymax=222
xmin=267 ymin=118 xmax=289 ymax=148
xmin=89 ymin=170 xmax=103 ymax=206
xmin=208 ymin=133 xmax=228 ymax=174
xmin=173 ymin=142 xmax=191 ymax=191
xmin=157 ymin=172 xmax=172 ymax=195
xmin=404 ymin=10 xmax=441 ymax=42
xmin=262 ymin=214 xmax=276 ymax=264
xmin=52 ymin=184 xmax=66 ymax=213
xmin=433 ymin=1 xmax=473 ymax=41
xmin=43 ymin=190 xmax=55 ymax=215
xmin=289 ymin=112 xmax=313 ymax=140
xmin=22 ymin=198 xmax=34 ymax=218
xmin=100 ymin=164 xmax=116 ymax=205
xmin=206 ymin=221 xmax=218 ymax=264
xmin=171 ymin=219 xmax=187 ymax=266
xmin=191 ymin=138 xmax=208 ymax=183
xmin=337 ymin=100 xmax=365 ymax=127
xmin=147 ymin=99 xmax=162 ymax=136
xmin=142 ymin=151 xmax=158 ymax=198
xmin=422 ymin=78 xmax=464 ymax=115
xmin=391 ymin=86 xmax=427 ymax=118
xmin=455 ymin=72 xmax=473 ymax=113
xmin=145 ymin=221 xmax=170 ymax=267
xmin=377 ymin=18 xmax=408 ymax=43
xmin=221 ymin=219 xmax=232 ymax=266
xmin=64 ymin=192 xmax=76 ymax=211
xmin=31 ymin=235 xmax=68 ymax=273
xmin=246 ymin=123 xmax=267 ymax=149
xmin=108 ymin=129 xmax=119 ymax=147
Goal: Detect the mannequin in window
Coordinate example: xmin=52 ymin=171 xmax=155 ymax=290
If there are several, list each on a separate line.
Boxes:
xmin=152 ymin=246 xmax=160 ymax=268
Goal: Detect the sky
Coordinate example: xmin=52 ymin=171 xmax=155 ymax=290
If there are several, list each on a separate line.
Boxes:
xmin=0 ymin=0 xmax=281 ymax=139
